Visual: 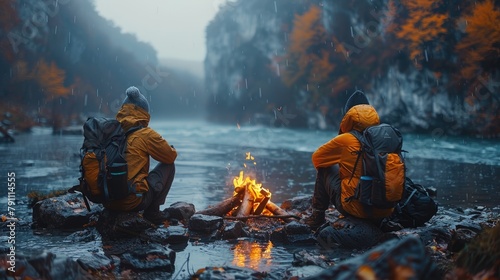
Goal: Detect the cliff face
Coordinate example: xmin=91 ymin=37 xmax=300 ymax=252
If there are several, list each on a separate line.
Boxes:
xmin=205 ymin=0 xmax=309 ymax=126
xmin=205 ymin=0 xmax=500 ymax=137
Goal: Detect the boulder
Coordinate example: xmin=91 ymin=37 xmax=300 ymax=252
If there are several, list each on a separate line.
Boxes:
xmin=96 ymin=210 xmax=153 ymax=240
xmin=222 ymin=221 xmax=246 ymax=240
xmin=280 ymin=195 xmax=312 ymax=212
xmin=120 ymin=243 xmax=175 ymax=272
xmin=77 ymin=251 xmax=114 ymax=273
xmin=32 ymin=193 xmax=103 ymax=229
xmin=0 ymin=252 xmax=93 ymax=280
xmin=316 ymin=217 xmax=385 ymax=249
xmin=305 ymin=236 xmax=439 ymax=279
xmin=143 ymin=225 xmax=189 ymax=245
xmin=188 ymin=214 xmax=224 ymax=233
xmin=165 ymin=201 xmax=196 ymax=222
xmin=284 ymin=221 xmax=316 ymax=244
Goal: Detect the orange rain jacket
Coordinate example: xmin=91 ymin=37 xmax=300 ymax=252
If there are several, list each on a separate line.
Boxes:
xmin=312 ymin=104 xmax=394 ymax=219
xmin=104 ymin=104 xmax=177 ymax=211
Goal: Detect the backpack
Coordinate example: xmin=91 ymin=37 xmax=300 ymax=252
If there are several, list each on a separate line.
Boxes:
xmin=69 ymin=117 xmax=142 ymax=210
xmin=348 ymin=123 xmax=406 ymax=209
xmin=389 ymin=177 xmax=438 ymax=228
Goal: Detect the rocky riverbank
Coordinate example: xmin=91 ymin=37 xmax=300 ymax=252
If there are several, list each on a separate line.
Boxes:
xmin=1 ymin=193 xmax=499 ymax=279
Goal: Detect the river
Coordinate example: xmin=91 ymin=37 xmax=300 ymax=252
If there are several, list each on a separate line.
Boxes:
xmin=1 ymin=119 xmax=499 ymax=276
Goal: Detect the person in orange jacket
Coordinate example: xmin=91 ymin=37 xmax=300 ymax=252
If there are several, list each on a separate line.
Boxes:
xmin=104 ymin=86 xmax=177 ymax=224
xmin=304 ymin=90 xmax=394 ymax=230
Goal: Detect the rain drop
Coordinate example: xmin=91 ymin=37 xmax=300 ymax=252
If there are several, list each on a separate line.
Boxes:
xmin=425 ymin=50 xmax=429 ymax=62
xmin=350 ymin=26 xmax=354 ymax=37
xmin=274 ymin=1 xmax=277 ymax=13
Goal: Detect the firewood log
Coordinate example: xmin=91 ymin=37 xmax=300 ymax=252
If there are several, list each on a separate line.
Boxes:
xmin=265 ymin=201 xmax=295 ymax=223
xmin=236 ymin=185 xmax=254 ymax=217
xmin=196 ymin=195 xmax=241 ymax=217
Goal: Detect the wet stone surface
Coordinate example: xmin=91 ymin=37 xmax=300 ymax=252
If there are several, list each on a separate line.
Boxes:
xmin=32 ymin=193 xmax=103 ymax=229
xmin=2 ymin=193 xmax=499 ymax=279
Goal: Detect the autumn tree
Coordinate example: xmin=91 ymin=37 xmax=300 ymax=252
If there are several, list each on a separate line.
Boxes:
xmin=388 ymin=0 xmax=448 ymax=68
xmin=284 ymin=4 xmax=334 ymax=103
xmin=456 ymin=0 xmax=500 ymax=80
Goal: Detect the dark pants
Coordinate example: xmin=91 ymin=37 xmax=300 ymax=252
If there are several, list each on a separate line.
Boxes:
xmin=312 ymin=165 xmax=347 ymax=216
xmin=133 ymin=163 xmax=175 ymax=213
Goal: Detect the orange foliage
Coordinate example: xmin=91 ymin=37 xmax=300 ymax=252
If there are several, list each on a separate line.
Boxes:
xmin=33 ymin=59 xmax=71 ymax=101
xmin=284 ymin=5 xmax=333 ymax=87
xmin=391 ymin=0 xmax=448 ymax=65
xmin=456 ymin=0 xmax=500 ymax=79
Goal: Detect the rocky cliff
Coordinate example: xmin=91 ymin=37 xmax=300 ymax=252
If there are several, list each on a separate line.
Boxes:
xmin=205 ymin=0 xmax=499 ymax=137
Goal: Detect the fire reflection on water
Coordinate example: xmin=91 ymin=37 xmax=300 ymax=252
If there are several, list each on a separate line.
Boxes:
xmin=232 ymin=240 xmax=274 ymax=270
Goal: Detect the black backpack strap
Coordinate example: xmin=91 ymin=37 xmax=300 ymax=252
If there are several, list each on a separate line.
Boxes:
xmin=348 ymin=130 xmax=364 ymax=184
xmin=124 ymin=125 xmax=143 ymax=136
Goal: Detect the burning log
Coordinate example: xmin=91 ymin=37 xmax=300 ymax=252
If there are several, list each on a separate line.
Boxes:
xmin=253 ymin=189 xmax=271 ymax=215
xmin=266 ymin=201 xmax=295 ymax=223
xmin=236 ymin=185 xmax=254 ymax=217
xmin=196 ymin=195 xmax=242 ymax=217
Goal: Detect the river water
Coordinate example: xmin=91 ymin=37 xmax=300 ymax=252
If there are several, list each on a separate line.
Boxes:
xmin=1 ymin=120 xmax=499 ymax=275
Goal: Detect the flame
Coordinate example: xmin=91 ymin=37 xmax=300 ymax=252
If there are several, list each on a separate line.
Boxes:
xmin=232 ymin=153 xmax=272 ymax=214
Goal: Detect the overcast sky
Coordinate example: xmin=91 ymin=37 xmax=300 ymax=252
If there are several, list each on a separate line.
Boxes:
xmin=93 ymin=0 xmax=228 ymax=62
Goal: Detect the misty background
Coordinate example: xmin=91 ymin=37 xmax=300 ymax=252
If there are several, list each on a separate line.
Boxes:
xmin=0 ymin=0 xmax=499 ymax=137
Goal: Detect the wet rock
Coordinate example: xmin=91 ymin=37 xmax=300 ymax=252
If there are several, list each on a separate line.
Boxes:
xmin=65 ymin=228 xmax=101 ymax=243
xmin=121 ymin=243 xmax=175 ymax=272
xmin=280 ymin=195 xmax=312 ymax=212
xmin=188 ymin=214 xmax=224 ymax=233
xmin=32 ymin=193 xmax=103 ymax=229
xmin=143 ymin=225 xmax=189 ymax=245
xmin=284 ymin=221 xmax=316 ymax=244
xmin=96 ymin=210 xmax=153 ymax=240
xmin=0 ymin=252 xmax=93 ymax=280
xmin=316 ymin=217 xmax=385 ymax=249
xmin=292 ymin=250 xmax=333 ymax=268
xmin=270 ymin=227 xmax=286 ymax=243
xmin=191 ymin=266 xmax=269 ymax=279
xmin=448 ymin=227 xmax=480 ymax=253
xmin=77 ymin=251 xmax=114 ymax=273
xmin=222 ymin=221 xmax=245 ymax=240
xmin=305 ymin=236 xmax=439 ymax=280
xmin=165 ymin=201 xmax=196 ymax=221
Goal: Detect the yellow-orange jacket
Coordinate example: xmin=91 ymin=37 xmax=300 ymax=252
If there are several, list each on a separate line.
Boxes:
xmin=104 ymin=104 xmax=177 ymax=211
xmin=312 ymin=104 xmax=393 ymax=219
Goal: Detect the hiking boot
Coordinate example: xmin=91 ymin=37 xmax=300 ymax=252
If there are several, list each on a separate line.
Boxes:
xmin=143 ymin=211 xmax=170 ymax=225
xmin=303 ymin=209 xmax=326 ymax=230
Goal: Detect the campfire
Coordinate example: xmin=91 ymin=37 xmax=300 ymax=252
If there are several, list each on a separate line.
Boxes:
xmin=197 ymin=153 xmax=296 ymax=223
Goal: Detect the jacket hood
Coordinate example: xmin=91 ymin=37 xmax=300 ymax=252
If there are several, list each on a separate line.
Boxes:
xmin=116 ymin=103 xmax=150 ymax=131
xmin=339 ymin=104 xmax=380 ymax=134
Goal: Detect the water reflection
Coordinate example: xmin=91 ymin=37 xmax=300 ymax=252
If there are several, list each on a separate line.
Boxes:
xmin=232 ymin=240 xmax=273 ymax=270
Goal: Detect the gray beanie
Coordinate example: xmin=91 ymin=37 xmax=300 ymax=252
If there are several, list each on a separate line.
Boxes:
xmin=122 ymin=86 xmax=149 ymax=112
